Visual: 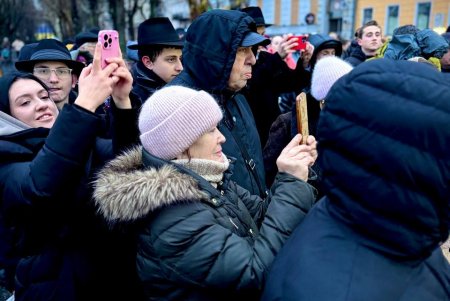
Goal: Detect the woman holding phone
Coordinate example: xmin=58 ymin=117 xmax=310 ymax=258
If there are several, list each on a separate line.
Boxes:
xmin=93 ymin=85 xmax=317 ymax=300
xmin=0 ymin=43 xmax=143 ymax=300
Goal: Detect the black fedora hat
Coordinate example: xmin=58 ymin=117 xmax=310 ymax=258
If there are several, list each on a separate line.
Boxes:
xmin=75 ymin=30 xmax=98 ymax=47
xmin=241 ymin=7 xmax=272 ymax=28
xmin=17 ymin=43 xmax=38 ymax=61
xmin=15 ymin=39 xmax=85 ymax=75
xmin=128 ymin=17 xmax=184 ymax=49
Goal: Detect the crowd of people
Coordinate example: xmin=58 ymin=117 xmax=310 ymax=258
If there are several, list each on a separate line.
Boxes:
xmin=0 ymin=6 xmax=449 ymax=301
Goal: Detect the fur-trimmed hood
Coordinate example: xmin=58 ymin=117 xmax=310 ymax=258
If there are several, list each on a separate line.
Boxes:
xmin=93 ymin=147 xmax=209 ymax=224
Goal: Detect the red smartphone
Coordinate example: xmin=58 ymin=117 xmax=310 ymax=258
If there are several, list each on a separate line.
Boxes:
xmin=98 ymin=30 xmax=120 ymax=69
xmin=288 ymin=35 xmax=308 ymax=51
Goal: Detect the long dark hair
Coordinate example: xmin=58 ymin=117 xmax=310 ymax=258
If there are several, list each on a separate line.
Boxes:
xmin=0 ymin=72 xmax=51 ymax=115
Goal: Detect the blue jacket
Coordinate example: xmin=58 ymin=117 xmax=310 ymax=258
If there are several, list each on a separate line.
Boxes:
xmin=262 ymin=59 xmax=450 ymax=301
xmin=169 ymin=9 xmax=267 ymax=197
xmin=384 ymin=29 xmax=449 ymax=60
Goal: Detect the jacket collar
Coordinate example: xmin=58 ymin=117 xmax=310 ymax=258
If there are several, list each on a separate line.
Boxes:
xmin=0 ymin=111 xmax=31 ymax=136
xmin=93 ymin=147 xmax=238 ymax=224
xmin=135 ymin=61 xmax=167 ymax=88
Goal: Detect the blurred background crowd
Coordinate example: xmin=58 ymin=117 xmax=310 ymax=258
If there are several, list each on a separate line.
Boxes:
xmin=2 ymin=0 xmax=450 ymax=76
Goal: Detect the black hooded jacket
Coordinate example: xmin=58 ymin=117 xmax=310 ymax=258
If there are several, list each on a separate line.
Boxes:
xmin=262 ymin=59 xmax=450 ymax=301
xmin=170 ymin=9 xmax=267 ymax=197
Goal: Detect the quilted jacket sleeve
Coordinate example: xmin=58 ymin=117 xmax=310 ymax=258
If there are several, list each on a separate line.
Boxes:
xmin=137 ymin=172 xmax=315 ymax=292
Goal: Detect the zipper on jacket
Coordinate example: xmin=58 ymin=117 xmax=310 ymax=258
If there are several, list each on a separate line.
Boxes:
xmin=229 ymin=217 xmax=239 ymax=230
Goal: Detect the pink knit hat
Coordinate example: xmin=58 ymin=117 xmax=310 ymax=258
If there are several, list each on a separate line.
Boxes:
xmin=139 ymin=86 xmax=223 ymax=160
xmin=311 ymin=56 xmax=353 ymax=101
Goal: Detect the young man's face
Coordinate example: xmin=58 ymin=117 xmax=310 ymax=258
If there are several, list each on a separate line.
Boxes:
xmin=33 ymin=61 xmax=77 ymax=110
xmin=358 ymin=25 xmax=382 ymax=54
xmin=145 ymin=48 xmax=183 ymax=83
xmin=228 ymin=46 xmax=256 ymax=92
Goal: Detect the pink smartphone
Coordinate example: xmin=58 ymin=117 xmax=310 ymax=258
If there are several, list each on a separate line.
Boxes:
xmin=98 ymin=30 xmax=120 ymax=69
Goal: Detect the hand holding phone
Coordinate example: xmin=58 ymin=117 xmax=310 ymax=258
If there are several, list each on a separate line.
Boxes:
xmin=288 ymin=35 xmax=308 ymax=51
xmin=98 ymin=30 xmax=120 ymax=69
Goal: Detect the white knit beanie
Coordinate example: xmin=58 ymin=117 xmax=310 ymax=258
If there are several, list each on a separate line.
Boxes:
xmin=311 ymin=56 xmax=353 ymax=101
xmin=139 ymin=86 xmax=223 ymax=160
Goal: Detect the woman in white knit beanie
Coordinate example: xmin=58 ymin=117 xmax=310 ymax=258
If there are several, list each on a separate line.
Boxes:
xmin=311 ymin=56 xmax=353 ymax=109
xmin=263 ymin=56 xmax=353 ymax=195
xmin=93 ymin=85 xmax=318 ymax=300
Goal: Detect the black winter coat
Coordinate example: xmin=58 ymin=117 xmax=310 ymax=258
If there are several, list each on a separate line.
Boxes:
xmin=243 ymin=51 xmax=309 ymax=146
xmin=0 ymin=104 xmax=142 ymax=301
xmin=131 ymin=61 xmax=167 ymax=105
xmin=263 ymin=92 xmax=322 ymax=188
xmin=169 ymin=9 xmax=267 ymax=197
xmin=344 ymin=43 xmax=369 ymax=67
xmin=93 ymin=147 xmax=316 ymax=301
xmin=262 ymin=59 xmax=450 ymax=301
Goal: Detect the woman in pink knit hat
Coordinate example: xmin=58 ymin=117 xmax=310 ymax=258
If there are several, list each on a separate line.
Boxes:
xmin=93 ymin=85 xmax=318 ymax=301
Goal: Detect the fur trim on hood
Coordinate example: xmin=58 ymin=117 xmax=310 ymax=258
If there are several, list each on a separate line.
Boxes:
xmin=93 ymin=147 xmax=209 ymax=224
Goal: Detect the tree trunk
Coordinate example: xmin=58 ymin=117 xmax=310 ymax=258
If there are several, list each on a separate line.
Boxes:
xmin=188 ymin=0 xmax=211 ymax=20
xmin=109 ymin=0 xmax=126 ymax=48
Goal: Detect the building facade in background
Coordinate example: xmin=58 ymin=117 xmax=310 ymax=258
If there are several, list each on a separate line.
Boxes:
xmin=234 ymin=0 xmax=450 ymax=40
xmin=250 ymin=0 xmax=356 ymax=40
xmin=355 ymin=0 xmax=449 ymax=37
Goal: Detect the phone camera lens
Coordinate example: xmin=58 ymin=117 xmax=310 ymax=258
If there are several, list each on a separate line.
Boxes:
xmin=103 ymin=42 xmax=108 ymax=48
xmin=103 ymin=34 xmax=108 ymax=40
xmin=108 ymin=38 xmax=112 ymax=44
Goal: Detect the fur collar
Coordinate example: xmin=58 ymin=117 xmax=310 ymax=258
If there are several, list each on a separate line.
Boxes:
xmin=93 ymin=147 xmax=209 ymax=224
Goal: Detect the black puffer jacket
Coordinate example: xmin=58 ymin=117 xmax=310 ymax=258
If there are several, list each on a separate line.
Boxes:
xmin=93 ymin=147 xmax=316 ymax=301
xmin=262 ymin=59 xmax=450 ymax=301
xmin=169 ymin=9 xmax=267 ymax=197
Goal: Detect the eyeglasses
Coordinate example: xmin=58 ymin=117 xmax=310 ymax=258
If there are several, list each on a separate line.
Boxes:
xmin=33 ymin=67 xmax=73 ymax=79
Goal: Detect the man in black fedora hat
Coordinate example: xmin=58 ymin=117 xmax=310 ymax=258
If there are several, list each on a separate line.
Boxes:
xmin=69 ymin=28 xmax=99 ymax=66
xmin=15 ymin=39 xmax=85 ymax=110
xmin=128 ymin=17 xmax=184 ymax=103
xmin=241 ymin=6 xmax=272 ymax=35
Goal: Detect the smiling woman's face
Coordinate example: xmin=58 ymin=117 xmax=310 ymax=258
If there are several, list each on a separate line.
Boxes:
xmin=9 ymin=78 xmax=59 ymax=128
